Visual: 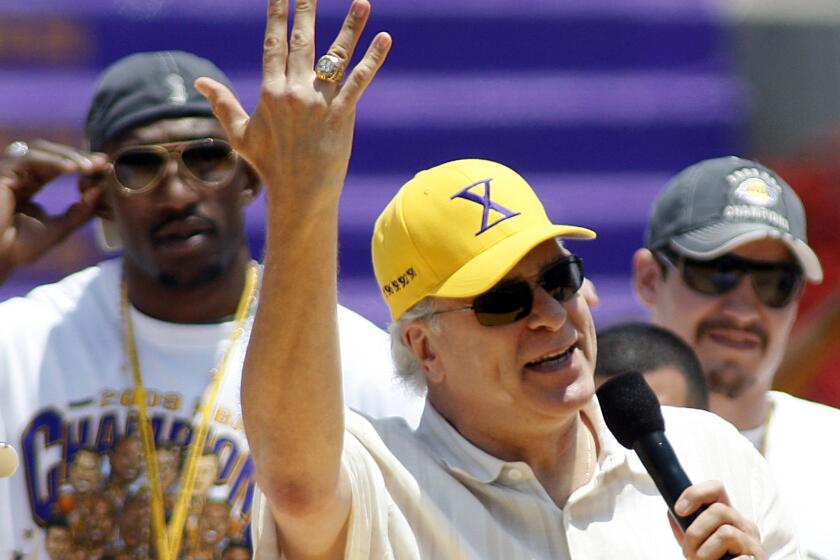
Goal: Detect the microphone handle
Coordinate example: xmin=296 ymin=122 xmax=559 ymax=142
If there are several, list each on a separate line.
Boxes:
xmin=634 ymin=432 xmax=735 ymax=560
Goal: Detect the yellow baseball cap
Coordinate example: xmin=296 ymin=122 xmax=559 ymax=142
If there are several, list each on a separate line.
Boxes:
xmin=372 ymin=159 xmax=597 ymax=320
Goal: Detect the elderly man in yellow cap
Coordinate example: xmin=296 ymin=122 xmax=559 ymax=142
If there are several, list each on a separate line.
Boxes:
xmin=198 ymin=0 xmax=800 ymax=558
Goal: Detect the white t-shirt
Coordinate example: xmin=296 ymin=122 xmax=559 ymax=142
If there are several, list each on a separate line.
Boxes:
xmin=252 ymin=400 xmax=801 ymax=559
xmin=0 ymin=259 xmax=424 ymax=559
xmin=755 ymin=391 xmax=840 ymax=560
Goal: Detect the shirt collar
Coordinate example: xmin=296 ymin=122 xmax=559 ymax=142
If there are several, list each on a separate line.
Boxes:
xmin=415 ymin=396 xmax=643 ymax=485
xmin=588 ymin=398 xmax=687 ymax=481
xmin=588 ymin=395 xmax=649 ymax=479
xmin=415 ymin=402 xmax=507 ymax=483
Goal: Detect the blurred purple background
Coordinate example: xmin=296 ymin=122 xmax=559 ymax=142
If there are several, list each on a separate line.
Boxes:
xmin=0 ymin=0 xmax=749 ymax=327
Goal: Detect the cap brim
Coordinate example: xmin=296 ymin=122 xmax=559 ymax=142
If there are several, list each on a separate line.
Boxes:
xmin=670 ymin=222 xmax=823 ymax=283
xmin=96 ymin=218 xmax=122 ymax=251
xmin=432 ymin=224 xmax=596 ymax=299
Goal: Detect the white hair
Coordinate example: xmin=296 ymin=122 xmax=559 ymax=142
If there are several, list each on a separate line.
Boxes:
xmin=387 ymin=297 xmax=441 ymax=394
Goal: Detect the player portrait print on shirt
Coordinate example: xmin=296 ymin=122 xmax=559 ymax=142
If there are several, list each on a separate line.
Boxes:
xmin=19 ymin=388 xmax=254 ymax=559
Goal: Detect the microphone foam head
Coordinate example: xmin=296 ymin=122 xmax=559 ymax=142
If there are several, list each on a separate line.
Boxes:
xmin=0 ymin=442 xmax=19 ymax=478
xmin=596 ymin=371 xmax=665 ymax=449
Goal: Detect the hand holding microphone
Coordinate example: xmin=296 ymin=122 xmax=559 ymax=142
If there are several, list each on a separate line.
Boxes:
xmin=0 ymin=442 xmax=18 ymax=478
xmin=597 ymin=372 xmax=764 ymax=560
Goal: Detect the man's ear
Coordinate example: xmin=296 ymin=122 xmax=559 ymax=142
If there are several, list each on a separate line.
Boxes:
xmin=403 ymin=321 xmax=445 ymax=385
xmin=239 ymin=164 xmax=262 ymax=205
xmin=633 ymin=248 xmax=662 ymax=308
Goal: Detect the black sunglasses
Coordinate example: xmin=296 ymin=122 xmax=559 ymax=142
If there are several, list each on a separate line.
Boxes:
xmin=107 ymin=138 xmax=238 ymax=195
xmin=428 ymin=255 xmax=585 ymax=327
xmin=655 ymin=249 xmax=803 ymax=309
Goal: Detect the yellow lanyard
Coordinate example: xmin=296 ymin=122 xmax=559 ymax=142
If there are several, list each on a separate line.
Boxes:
xmin=121 ymin=262 xmax=258 ymax=560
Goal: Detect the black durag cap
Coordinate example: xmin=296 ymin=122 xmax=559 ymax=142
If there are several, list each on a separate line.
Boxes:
xmin=85 ymin=50 xmax=233 ymax=151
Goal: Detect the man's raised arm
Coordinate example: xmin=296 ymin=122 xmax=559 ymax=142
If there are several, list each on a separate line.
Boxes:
xmin=197 ymin=0 xmax=391 ymax=556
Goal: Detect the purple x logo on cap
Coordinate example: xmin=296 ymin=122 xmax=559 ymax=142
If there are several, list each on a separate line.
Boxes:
xmin=451 ymin=178 xmax=520 ymax=235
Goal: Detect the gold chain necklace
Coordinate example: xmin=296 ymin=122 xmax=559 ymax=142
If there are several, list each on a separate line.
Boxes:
xmin=581 ymin=419 xmax=595 ymax=484
xmin=759 ymin=399 xmax=775 ymax=456
xmin=120 ymin=262 xmax=258 ymax=560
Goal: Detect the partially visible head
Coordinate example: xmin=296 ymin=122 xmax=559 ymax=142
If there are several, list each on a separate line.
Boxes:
xmin=109 ymin=435 xmax=143 ymax=484
xmin=193 ymin=450 xmax=220 ymax=496
xmin=198 ymin=499 xmax=231 ymax=548
xmin=67 ymin=447 xmax=102 ymax=495
xmin=44 ymin=515 xmax=71 ymax=559
xmin=77 ymin=494 xmax=116 ymax=547
xmin=84 ymin=51 xmax=259 ymax=289
xmin=118 ymin=491 xmax=151 ymax=549
xmin=155 ymin=443 xmax=184 ymax=492
xmin=595 ymin=322 xmax=709 ymax=409
xmin=634 ymin=156 xmax=823 ymax=400
xmin=374 ymin=159 xmax=598 ymax=430
xmin=222 ymin=540 xmax=252 ymax=560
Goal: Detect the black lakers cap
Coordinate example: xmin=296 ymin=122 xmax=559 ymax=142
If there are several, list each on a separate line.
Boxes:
xmin=645 ymin=156 xmax=822 ymax=282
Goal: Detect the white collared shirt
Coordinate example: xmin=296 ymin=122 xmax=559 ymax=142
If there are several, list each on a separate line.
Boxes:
xmin=252 ymin=398 xmax=800 ymax=559
xmin=758 ymin=391 xmax=840 ymax=560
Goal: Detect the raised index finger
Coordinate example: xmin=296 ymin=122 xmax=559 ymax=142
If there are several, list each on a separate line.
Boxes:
xmin=263 ymin=0 xmax=290 ymax=84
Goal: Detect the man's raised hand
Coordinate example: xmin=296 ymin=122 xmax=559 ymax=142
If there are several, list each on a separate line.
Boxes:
xmin=0 ymin=140 xmax=106 ymax=283
xmin=195 ymin=0 xmax=391 ymax=199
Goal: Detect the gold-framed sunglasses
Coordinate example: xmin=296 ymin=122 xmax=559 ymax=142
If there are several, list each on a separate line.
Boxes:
xmin=106 ymin=138 xmax=238 ymax=195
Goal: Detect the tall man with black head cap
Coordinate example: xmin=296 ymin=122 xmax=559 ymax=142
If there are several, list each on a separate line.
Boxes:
xmin=634 ymin=156 xmax=840 ymax=559
xmin=0 ymin=50 xmax=422 ymax=559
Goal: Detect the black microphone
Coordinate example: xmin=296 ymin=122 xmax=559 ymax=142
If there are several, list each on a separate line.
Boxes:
xmin=596 ymin=371 xmax=734 ymax=560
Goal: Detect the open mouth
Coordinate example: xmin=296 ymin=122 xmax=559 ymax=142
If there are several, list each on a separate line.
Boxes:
xmin=526 ymin=344 xmax=577 ymax=369
xmin=203 ymin=529 xmax=220 ymax=541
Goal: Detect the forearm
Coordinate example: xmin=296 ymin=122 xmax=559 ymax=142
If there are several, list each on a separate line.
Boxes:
xmin=244 ymin=187 xmax=346 ymax=510
xmin=197 ymin=0 xmax=391 ymax=553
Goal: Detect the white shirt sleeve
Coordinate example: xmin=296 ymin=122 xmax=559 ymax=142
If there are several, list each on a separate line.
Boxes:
xmin=250 ymin=412 xmax=420 ymax=560
xmin=664 ymin=407 xmax=802 ymax=559
xmin=743 ymin=429 xmax=802 ymax=559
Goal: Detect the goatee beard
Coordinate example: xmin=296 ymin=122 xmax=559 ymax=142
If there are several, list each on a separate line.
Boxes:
xmin=158 ymin=262 xmax=225 ymax=290
xmin=706 ymin=364 xmax=756 ymax=399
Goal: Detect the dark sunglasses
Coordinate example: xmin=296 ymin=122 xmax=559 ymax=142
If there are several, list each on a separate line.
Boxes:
xmin=107 ymin=138 xmax=238 ymax=195
xmin=428 ymin=255 xmax=585 ymax=327
xmin=655 ymin=249 xmax=803 ymax=308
